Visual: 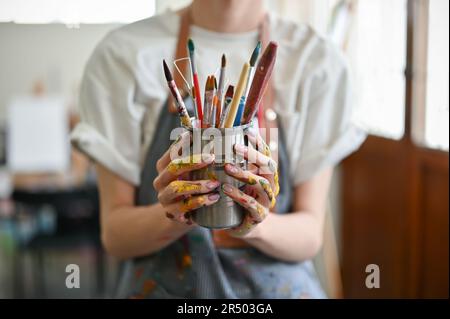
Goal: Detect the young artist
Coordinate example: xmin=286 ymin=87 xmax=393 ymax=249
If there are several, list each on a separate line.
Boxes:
xmin=71 ymin=0 xmax=366 ymax=298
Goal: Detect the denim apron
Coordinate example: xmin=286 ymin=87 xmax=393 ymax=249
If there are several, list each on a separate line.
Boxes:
xmin=113 ymin=96 xmax=326 ymax=298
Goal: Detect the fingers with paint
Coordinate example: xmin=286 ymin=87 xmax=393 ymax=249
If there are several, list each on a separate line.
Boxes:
xmin=224 ymin=163 xmax=275 ymax=208
xmin=164 ymin=191 xmax=221 ymax=226
xmin=153 ymin=153 xmax=215 ymax=192
xmin=234 ymin=141 xmax=279 ymax=197
xmin=154 ymin=138 xmax=220 ymax=227
xmin=221 ymin=183 xmax=268 ymax=237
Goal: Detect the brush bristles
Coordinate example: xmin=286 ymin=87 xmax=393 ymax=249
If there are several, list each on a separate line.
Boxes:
xmin=187 ymin=38 xmax=195 ymax=53
xmin=221 ymin=54 xmax=226 ymax=68
xmin=206 ymin=76 xmax=215 ymax=91
xmin=225 ymin=85 xmax=234 ymax=98
xmin=250 ymin=41 xmax=261 ymax=67
xmin=162 ymin=59 xmax=172 ymax=82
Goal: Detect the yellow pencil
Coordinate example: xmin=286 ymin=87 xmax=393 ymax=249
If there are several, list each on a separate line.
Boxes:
xmin=224 ymin=62 xmax=250 ymax=128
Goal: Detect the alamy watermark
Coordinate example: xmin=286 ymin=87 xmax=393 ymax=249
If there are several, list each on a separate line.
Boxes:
xmin=65 ymin=264 xmax=80 ymax=289
xmin=169 ymin=127 xmax=279 ymax=174
xmin=365 ymin=264 xmax=380 ymax=289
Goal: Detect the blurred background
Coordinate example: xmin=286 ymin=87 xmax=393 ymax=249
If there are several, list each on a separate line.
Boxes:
xmin=0 ymin=0 xmax=448 ymax=298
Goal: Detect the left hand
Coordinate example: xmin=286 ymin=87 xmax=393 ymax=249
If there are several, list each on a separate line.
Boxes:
xmin=222 ymin=132 xmax=280 ymax=237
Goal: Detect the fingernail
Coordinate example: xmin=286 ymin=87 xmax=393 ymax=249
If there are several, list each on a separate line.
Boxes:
xmin=234 ymin=144 xmax=247 ymax=153
xmin=226 ymin=164 xmax=239 ymax=174
xmin=222 ymin=183 xmax=234 ymax=193
xmin=208 ymin=193 xmax=220 ymax=201
xmin=203 ymin=154 xmax=214 ymax=163
xmin=206 ymin=180 xmax=220 ymax=189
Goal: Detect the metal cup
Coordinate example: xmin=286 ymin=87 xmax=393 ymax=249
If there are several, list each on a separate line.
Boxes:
xmin=188 ymin=123 xmax=251 ymax=229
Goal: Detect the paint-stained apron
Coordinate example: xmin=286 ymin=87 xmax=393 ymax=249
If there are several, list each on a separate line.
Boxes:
xmin=113 ymin=95 xmax=326 ymax=298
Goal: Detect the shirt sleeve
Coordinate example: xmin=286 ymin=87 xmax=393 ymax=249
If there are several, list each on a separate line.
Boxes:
xmin=70 ymin=34 xmax=145 ymax=185
xmin=292 ymin=42 xmax=367 ymax=185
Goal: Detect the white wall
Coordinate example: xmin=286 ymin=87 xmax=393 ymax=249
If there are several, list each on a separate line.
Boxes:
xmin=0 ymin=23 xmax=117 ymax=122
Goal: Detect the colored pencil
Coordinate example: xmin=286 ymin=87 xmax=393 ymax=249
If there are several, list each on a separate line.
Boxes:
xmin=241 ymin=41 xmax=278 ymax=124
xmin=163 ymin=60 xmax=192 ymax=128
xmin=187 ymin=38 xmax=203 ymax=125
xmin=224 ymin=62 xmax=250 ymax=128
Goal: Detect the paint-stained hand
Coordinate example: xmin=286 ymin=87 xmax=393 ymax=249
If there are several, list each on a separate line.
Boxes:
xmin=153 ymin=132 xmax=220 ymax=225
xmin=222 ymin=131 xmax=279 ymax=237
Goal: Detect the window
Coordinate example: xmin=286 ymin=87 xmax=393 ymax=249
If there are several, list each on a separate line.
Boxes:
xmin=412 ymin=0 xmax=449 ymax=151
xmin=346 ymin=0 xmax=408 ymax=140
xmin=0 ymin=0 xmax=155 ymax=24
xmin=424 ymin=0 xmax=449 ymax=150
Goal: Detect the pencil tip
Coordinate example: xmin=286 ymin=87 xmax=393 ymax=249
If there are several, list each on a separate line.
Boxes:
xmin=162 ymin=59 xmax=172 ymax=82
xmin=221 ymin=54 xmax=226 ymax=68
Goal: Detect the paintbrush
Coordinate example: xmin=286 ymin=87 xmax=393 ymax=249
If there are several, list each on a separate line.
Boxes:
xmin=212 ymin=95 xmax=218 ymax=127
xmin=212 ymin=76 xmax=220 ymax=127
xmin=241 ymin=41 xmax=278 ymax=124
xmin=203 ymin=76 xmax=216 ymax=128
xmin=216 ymin=54 xmax=226 ymax=124
xmin=224 ymin=62 xmax=250 ymax=128
xmin=187 ymin=38 xmax=203 ymax=125
xmin=233 ymin=41 xmax=261 ymax=126
xmin=219 ymin=85 xmax=234 ymax=128
xmin=245 ymin=41 xmax=261 ymax=98
xmin=163 ymin=59 xmax=192 ymax=128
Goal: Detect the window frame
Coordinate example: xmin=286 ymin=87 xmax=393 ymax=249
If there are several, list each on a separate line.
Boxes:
xmin=410 ymin=0 xmax=449 ymax=152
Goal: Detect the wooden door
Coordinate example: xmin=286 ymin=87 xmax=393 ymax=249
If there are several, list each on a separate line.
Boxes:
xmin=341 ymin=0 xmax=449 ymax=298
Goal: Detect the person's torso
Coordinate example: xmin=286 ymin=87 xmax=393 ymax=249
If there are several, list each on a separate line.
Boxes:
xmin=102 ymin=10 xmax=328 ymax=170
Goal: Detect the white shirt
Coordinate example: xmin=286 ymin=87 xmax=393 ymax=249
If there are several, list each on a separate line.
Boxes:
xmin=71 ymin=10 xmax=366 ymax=186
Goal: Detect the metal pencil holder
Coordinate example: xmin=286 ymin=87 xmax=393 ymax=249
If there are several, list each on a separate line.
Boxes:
xmin=185 ymin=122 xmax=251 ymax=229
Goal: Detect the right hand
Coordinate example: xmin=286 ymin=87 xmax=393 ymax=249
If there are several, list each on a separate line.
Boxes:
xmin=153 ymin=132 xmax=221 ymax=226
